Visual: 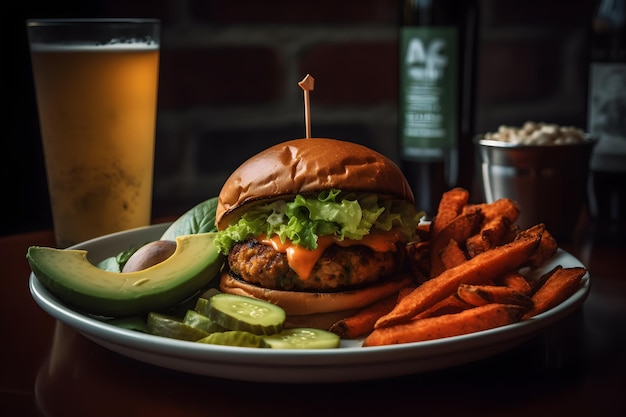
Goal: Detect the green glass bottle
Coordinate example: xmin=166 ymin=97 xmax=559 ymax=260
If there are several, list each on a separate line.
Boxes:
xmin=398 ymin=0 xmax=478 ymax=217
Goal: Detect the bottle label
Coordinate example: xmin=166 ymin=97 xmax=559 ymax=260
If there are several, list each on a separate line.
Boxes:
xmin=587 ymin=62 xmax=626 ymax=172
xmin=399 ymin=26 xmax=458 ymax=159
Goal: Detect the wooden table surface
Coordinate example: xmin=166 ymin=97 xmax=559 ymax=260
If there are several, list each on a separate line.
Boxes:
xmin=1 ymin=223 xmax=624 ymax=417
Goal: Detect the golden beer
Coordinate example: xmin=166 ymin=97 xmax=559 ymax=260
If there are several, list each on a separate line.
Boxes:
xmin=30 ymin=42 xmax=159 ymax=247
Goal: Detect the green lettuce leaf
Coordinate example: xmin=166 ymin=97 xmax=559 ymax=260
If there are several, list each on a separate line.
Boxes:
xmin=214 ymin=189 xmax=422 ymax=254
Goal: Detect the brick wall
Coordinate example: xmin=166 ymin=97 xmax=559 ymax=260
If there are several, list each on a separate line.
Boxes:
xmin=5 ymin=0 xmax=596 ymax=235
xmin=149 ymin=0 xmax=402 ymax=216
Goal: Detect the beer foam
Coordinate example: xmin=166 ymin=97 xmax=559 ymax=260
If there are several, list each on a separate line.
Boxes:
xmin=29 ymin=41 xmax=158 ymax=52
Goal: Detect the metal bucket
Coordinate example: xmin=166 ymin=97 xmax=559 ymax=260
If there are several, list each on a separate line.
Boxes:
xmin=475 ymin=137 xmax=596 ymax=240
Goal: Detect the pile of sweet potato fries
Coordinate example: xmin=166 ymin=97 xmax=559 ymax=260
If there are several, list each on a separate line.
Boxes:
xmin=328 ymin=187 xmax=586 ymax=346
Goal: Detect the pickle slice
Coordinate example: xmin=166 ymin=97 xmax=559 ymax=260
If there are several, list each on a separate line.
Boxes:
xmin=183 ymin=309 xmax=227 ymax=333
xmin=197 ymin=331 xmax=265 ymax=347
xmin=262 ymin=328 xmax=340 ymax=349
xmin=147 ymin=312 xmax=209 ymax=341
xmin=206 ymin=293 xmax=286 ymax=335
xmin=193 ymin=297 xmax=211 ymax=316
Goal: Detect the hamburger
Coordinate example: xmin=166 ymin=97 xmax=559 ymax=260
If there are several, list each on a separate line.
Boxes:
xmin=214 ymin=138 xmax=423 ymax=329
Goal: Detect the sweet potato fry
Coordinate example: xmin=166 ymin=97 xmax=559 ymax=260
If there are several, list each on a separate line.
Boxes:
xmin=457 ymin=283 xmax=534 ymax=310
xmin=500 ymin=223 xmax=522 ymax=245
xmin=398 ymin=286 xmax=416 ymax=300
xmin=416 ymin=222 xmax=431 ymax=240
xmin=407 ymin=240 xmax=431 ymax=283
xmin=430 ymin=210 xmax=483 ymax=277
xmin=464 ymin=198 xmax=521 ymax=256
xmin=463 ymin=198 xmax=520 ymax=225
xmin=412 ymin=293 xmax=472 ymax=319
xmin=526 ymin=266 xmax=553 ymax=293
xmin=524 ymin=225 xmax=558 ymax=268
xmin=514 ymin=222 xmax=548 ymax=245
xmin=364 ymin=303 xmax=526 ymax=346
xmin=438 ymin=208 xmax=483 ymax=241
xmin=374 ymin=231 xmax=541 ymax=329
xmin=440 ymin=238 xmax=468 ymax=270
xmin=328 ymin=284 xmax=419 ymax=338
xmin=329 ymin=294 xmax=399 ymax=339
xmin=466 ymin=215 xmax=510 ymax=257
xmin=496 ymin=271 xmax=533 ymax=296
xmin=431 ymin=187 xmax=470 ymax=239
xmin=523 ymin=266 xmax=586 ymax=319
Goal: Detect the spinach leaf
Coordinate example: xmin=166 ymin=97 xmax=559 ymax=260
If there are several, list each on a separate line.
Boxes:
xmin=160 ymin=197 xmax=219 ymax=240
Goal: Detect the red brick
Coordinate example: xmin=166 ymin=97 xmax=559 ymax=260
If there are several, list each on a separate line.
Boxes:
xmin=153 ymin=129 xmax=188 ymax=178
xmin=485 ymin=0 xmax=594 ymax=27
xmin=299 ymin=41 xmax=398 ymax=106
xmin=194 ymin=124 xmax=381 ymax=178
xmin=158 ymin=46 xmax=282 ymax=108
xmin=190 ymin=0 xmax=397 ymax=24
xmin=98 ymin=0 xmax=176 ymax=26
xmin=478 ymin=39 xmax=561 ymax=103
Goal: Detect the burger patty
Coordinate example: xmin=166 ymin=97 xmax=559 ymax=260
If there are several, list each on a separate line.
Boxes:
xmin=227 ymin=238 xmax=405 ymax=292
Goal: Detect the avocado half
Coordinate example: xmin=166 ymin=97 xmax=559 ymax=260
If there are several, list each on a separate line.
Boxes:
xmin=27 ymin=233 xmax=224 ymax=317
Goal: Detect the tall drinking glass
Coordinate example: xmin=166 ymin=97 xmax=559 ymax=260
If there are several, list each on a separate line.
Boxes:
xmin=26 ymin=19 xmax=160 ymax=247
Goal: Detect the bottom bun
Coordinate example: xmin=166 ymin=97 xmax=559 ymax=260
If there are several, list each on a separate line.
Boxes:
xmin=219 ymin=271 xmax=414 ymax=317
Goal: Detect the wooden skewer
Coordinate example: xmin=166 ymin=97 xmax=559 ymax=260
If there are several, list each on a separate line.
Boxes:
xmin=298 ymin=74 xmax=315 ymax=138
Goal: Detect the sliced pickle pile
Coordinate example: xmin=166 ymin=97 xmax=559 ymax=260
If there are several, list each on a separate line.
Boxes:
xmin=143 ymin=292 xmax=340 ymax=349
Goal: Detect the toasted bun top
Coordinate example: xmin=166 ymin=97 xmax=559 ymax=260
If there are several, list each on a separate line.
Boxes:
xmin=216 ymin=138 xmax=414 ymax=229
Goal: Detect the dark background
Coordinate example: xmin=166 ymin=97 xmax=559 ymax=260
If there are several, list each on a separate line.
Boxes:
xmin=4 ymin=0 xmax=594 ymax=236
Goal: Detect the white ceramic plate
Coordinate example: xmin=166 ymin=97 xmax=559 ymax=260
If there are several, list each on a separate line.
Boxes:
xmin=29 ymin=224 xmax=590 ymax=383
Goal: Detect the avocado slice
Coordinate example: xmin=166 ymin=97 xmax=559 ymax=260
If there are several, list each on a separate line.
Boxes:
xmin=27 ymin=233 xmax=224 ymax=317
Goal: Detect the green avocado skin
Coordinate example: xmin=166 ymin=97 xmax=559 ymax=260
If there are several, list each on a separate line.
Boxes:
xmin=27 ymin=233 xmax=224 ymax=318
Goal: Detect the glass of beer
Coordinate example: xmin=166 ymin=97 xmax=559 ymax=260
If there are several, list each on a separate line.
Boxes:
xmin=26 ymin=19 xmax=160 ymax=247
